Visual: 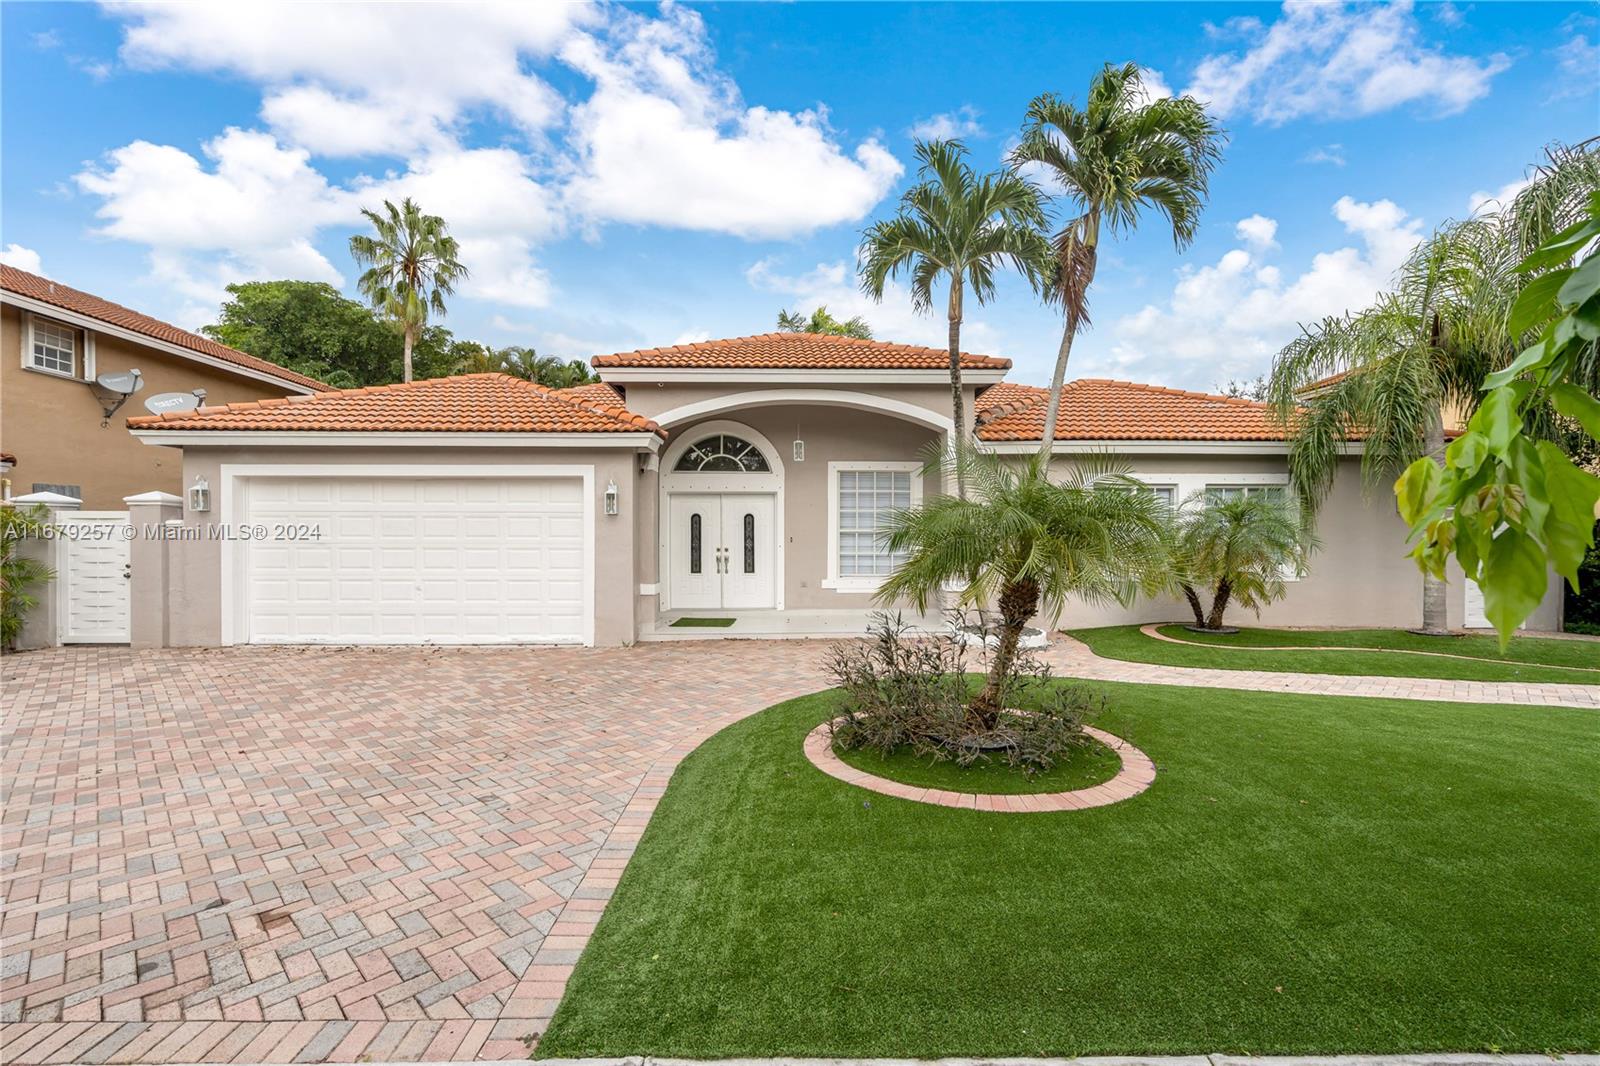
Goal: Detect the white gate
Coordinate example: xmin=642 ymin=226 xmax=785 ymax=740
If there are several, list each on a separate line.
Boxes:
xmin=58 ymin=512 xmax=131 ymax=644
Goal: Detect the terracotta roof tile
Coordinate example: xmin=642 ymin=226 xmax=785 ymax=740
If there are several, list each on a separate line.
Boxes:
xmin=1 ymin=265 xmax=327 ymax=392
xmin=555 ymin=381 xmax=626 ymax=406
xmin=592 ymin=331 xmax=1010 ymax=371
xmin=126 ymin=373 xmax=665 ymax=437
xmin=976 ymin=378 xmax=1292 ymax=442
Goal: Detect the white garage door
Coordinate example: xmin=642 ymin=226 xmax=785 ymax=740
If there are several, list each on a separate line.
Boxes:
xmin=241 ymin=476 xmax=588 ymax=645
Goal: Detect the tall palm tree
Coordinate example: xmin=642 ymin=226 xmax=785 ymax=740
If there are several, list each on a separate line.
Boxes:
xmin=776 ymin=306 xmax=873 ymax=339
xmin=1267 ymin=140 xmax=1598 ymax=633
xmin=877 ymin=447 xmax=1167 ymax=726
xmin=349 ymin=197 xmax=469 ymax=383
xmin=859 ymin=140 xmax=1050 ymax=485
xmin=1010 ymin=64 xmax=1224 ymax=469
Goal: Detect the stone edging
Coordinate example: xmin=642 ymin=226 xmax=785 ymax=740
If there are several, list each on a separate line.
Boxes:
xmin=803 ymin=719 xmax=1155 ymax=812
xmin=1139 ymin=623 xmax=1600 ymax=675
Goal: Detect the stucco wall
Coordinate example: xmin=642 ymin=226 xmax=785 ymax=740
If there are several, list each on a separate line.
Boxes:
xmin=157 ymin=444 xmax=641 ymax=647
xmin=1 ymin=304 xmax=306 ymax=508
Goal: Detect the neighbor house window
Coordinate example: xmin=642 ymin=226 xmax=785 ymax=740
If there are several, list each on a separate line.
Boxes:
xmin=29 ymin=318 xmax=77 ymax=377
xmin=826 ymin=462 xmax=922 ymax=589
xmin=1102 ymin=480 xmax=1177 ymax=508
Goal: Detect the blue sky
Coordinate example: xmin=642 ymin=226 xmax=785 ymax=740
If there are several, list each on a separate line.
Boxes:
xmin=2 ymin=1 xmax=1595 ymax=390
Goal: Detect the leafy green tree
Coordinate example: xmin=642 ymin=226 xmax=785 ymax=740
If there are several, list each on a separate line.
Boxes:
xmin=1269 ymin=142 xmax=1598 ymax=634
xmin=1 ymin=504 xmax=55 ymax=651
xmin=859 ymin=140 xmax=1050 ymax=478
xmin=1168 ymin=493 xmax=1319 ymax=630
xmin=1396 ymin=191 xmax=1600 ymax=643
xmin=446 ymin=344 xmax=598 ymax=388
xmin=201 ymin=280 xmax=402 ymax=389
xmin=877 ymin=448 xmax=1167 ymax=726
xmin=776 ymin=306 xmax=873 ymax=339
xmin=1010 ymin=63 xmax=1224 ymax=469
xmin=348 ymin=197 xmax=469 ymax=383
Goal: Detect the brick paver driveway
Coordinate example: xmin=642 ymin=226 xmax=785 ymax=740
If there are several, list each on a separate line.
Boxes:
xmin=1 ymin=643 xmax=833 ymax=1064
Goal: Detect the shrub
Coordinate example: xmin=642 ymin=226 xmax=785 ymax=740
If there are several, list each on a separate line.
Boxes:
xmin=1 ymin=503 xmax=56 ymax=651
xmin=1566 ymin=546 xmax=1599 ymax=634
xmin=826 ymin=612 xmax=1103 ymax=773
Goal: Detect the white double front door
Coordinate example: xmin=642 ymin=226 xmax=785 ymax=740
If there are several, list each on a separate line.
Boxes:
xmin=668 ymin=494 xmax=775 ymax=610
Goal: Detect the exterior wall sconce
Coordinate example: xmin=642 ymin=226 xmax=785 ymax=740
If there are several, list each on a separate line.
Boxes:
xmin=604 ymin=480 xmax=619 ymax=516
xmin=188 ymin=475 xmax=211 ymax=513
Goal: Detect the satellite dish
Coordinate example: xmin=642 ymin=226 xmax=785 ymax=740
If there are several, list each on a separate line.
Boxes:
xmin=96 ymin=370 xmax=144 ymax=395
xmin=143 ymin=391 xmax=203 ymax=415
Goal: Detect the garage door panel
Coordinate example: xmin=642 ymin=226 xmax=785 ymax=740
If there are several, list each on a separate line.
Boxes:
xmin=243 ymin=475 xmax=587 ymax=645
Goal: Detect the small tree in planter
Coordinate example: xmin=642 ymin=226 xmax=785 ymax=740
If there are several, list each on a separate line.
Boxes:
xmin=1 ymin=503 xmax=56 ymax=652
xmin=877 ymin=448 xmax=1167 ymax=727
xmin=1170 ymin=492 xmax=1318 ymax=631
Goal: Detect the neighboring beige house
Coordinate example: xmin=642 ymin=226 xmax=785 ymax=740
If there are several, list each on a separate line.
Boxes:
xmin=120 ymin=331 xmax=1564 ymax=649
xmin=1 ymin=265 xmax=325 ymax=508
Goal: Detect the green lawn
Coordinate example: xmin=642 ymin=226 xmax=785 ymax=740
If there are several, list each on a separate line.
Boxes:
xmin=833 ymin=733 xmax=1120 ymax=795
xmin=538 ymin=683 xmax=1599 ymax=1057
xmin=1069 ymin=624 xmax=1600 ymax=684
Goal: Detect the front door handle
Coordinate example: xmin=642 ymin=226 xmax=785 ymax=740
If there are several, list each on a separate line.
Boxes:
xmin=123 ymin=565 xmax=132 ymax=580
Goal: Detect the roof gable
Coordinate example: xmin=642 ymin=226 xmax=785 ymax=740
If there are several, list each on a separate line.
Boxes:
xmin=126 ymin=373 xmax=665 ymax=436
xmin=592 ymin=331 xmax=1010 ymax=371
xmin=2 ymin=265 xmax=327 ymax=393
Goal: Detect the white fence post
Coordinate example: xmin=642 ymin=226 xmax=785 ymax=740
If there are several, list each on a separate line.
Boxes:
xmin=124 ymin=491 xmax=182 ymax=649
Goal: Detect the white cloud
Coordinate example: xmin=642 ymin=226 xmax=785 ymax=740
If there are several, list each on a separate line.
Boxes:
xmin=1467 ymin=176 xmax=1533 ymax=217
xmin=1549 ymin=27 xmax=1599 ymax=101
xmin=1235 ymin=214 xmax=1279 ymax=250
xmin=745 ymin=257 xmax=1005 ymax=354
xmin=1088 ymin=195 xmax=1424 ymax=387
xmin=1301 ymin=143 xmax=1346 ymax=166
xmin=908 ymin=105 xmax=983 ymax=141
xmin=0 ymin=245 xmax=45 ymax=275
xmin=110 ymin=1 xmax=585 ymax=157
xmin=1133 ymin=67 xmax=1174 ymax=105
xmin=560 ymin=4 xmax=902 ymax=239
xmin=1184 ymin=1 xmax=1510 ymax=123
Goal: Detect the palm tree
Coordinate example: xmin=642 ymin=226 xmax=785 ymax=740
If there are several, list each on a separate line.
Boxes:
xmin=859 ymin=140 xmax=1050 ymax=481
xmin=877 ymin=447 xmax=1167 ymax=727
xmin=1170 ymin=492 xmax=1319 ymax=630
xmin=348 ymin=197 xmax=469 ymax=383
xmin=776 ymin=306 xmax=873 ymax=339
xmin=1010 ymin=64 xmax=1224 ymax=469
xmin=1266 ymin=140 xmax=1598 ymax=633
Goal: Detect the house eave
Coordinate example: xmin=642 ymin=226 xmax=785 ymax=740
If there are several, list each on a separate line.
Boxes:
xmin=130 ymin=430 xmax=665 ymax=452
xmin=595 ymin=367 xmax=1009 ymax=385
xmin=981 ymin=438 xmax=1365 ymax=456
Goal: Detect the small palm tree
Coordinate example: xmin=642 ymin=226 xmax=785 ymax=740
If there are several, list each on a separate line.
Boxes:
xmin=1 ymin=504 xmax=56 ymax=651
xmin=859 ymin=140 xmax=1050 ymax=477
xmin=776 ymin=306 xmax=873 ymax=339
xmin=1170 ymin=493 xmax=1318 ymax=631
xmin=349 ymin=198 xmax=469 ymax=383
xmin=1010 ymin=64 xmax=1224 ymax=469
xmin=878 ymin=448 xmax=1167 ymax=727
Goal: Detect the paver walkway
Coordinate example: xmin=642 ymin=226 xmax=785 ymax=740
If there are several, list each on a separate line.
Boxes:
xmin=1045 ymin=633 xmax=1600 ymax=708
xmin=3 ymin=635 xmax=1594 ymax=1065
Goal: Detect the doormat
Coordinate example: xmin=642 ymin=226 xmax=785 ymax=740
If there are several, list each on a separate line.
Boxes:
xmin=670 ymin=617 xmax=737 ymax=628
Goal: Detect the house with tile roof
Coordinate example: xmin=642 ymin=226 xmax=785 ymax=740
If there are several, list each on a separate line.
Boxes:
xmin=1 ymin=265 xmax=325 ymax=508
xmin=116 ymin=326 xmax=1564 ymax=649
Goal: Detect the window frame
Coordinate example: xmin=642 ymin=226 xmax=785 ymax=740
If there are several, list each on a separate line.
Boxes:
xmin=23 ymin=313 xmax=89 ymax=380
xmin=823 ymin=460 xmax=923 ymax=592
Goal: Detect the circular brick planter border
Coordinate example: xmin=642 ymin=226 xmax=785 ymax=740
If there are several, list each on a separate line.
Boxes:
xmin=803 ymin=719 xmax=1156 ymax=812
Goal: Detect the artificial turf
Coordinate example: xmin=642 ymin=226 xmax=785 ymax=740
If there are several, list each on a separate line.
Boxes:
xmin=537 ymin=683 xmax=1599 ymax=1057
xmin=832 ymin=733 xmax=1120 ymax=795
xmin=1068 ymin=624 xmax=1600 ymax=684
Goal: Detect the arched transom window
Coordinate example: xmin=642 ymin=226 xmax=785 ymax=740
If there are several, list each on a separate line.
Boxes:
xmin=673 ymin=434 xmax=771 ymax=472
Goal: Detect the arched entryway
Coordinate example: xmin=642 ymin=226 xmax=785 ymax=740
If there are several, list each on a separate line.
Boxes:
xmin=659 ymin=420 xmax=785 ymax=611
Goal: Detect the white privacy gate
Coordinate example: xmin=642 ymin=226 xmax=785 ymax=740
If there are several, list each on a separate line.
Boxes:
xmin=57 ymin=512 xmax=132 ymax=644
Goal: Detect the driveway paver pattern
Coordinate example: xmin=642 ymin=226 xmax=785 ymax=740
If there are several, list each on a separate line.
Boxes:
xmin=1 ymin=643 xmax=831 ymax=1063
xmin=3 ymin=635 xmax=1593 ymax=1064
